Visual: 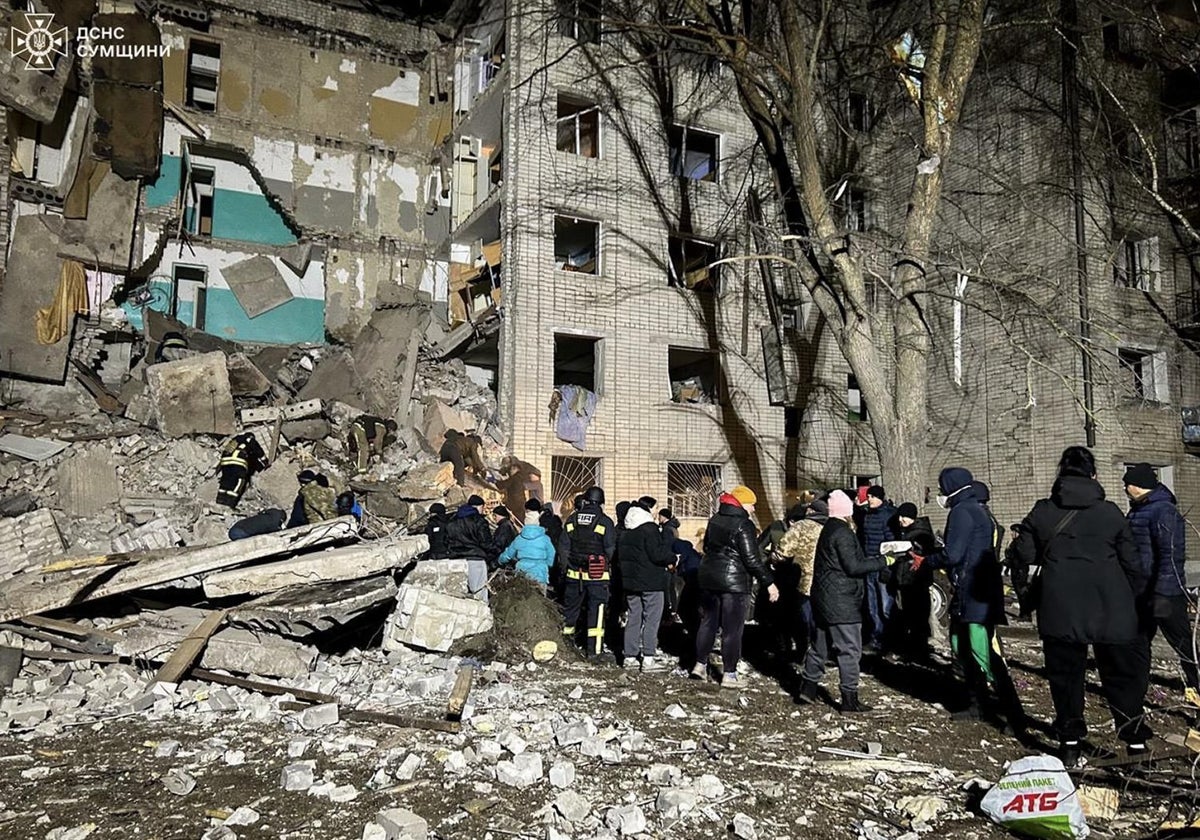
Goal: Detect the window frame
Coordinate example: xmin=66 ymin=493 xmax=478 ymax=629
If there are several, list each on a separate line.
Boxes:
xmin=185 ymin=38 xmax=221 ymax=112
xmin=667 ymin=232 xmax=720 ymax=293
xmin=553 ymin=214 xmax=602 ymax=275
xmin=555 ymin=94 xmax=601 ymax=158
xmin=668 ymin=125 xmax=720 ymax=183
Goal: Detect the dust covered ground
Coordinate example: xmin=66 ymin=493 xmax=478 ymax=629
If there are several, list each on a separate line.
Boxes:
xmin=0 ymin=598 xmax=1195 ymax=840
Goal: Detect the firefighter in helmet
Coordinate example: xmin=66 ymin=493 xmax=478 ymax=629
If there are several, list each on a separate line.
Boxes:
xmin=558 ymin=485 xmax=617 ymax=659
xmin=215 ymin=432 xmax=268 ymax=509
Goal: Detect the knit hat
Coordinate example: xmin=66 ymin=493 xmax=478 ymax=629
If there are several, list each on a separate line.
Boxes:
xmin=828 ymin=489 xmax=853 ymax=519
xmin=867 ymin=485 xmax=887 ymax=501
xmin=524 ymin=498 xmax=544 ymax=512
xmin=730 ymin=485 xmax=757 ymax=507
xmin=786 ymin=503 xmax=807 ymax=522
xmin=429 ymin=503 xmax=446 ymax=516
xmin=806 ymin=499 xmax=829 ymax=520
xmin=493 ymin=505 xmax=511 ymax=518
xmin=467 ymin=494 xmax=486 ymax=507
xmin=896 ymin=502 xmax=918 ymax=519
xmin=1122 ymin=463 xmax=1158 ymax=489
xmin=659 ymin=508 xmax=673 ymax=520
xmin=297 ymin=469 xmax=317 ymax=484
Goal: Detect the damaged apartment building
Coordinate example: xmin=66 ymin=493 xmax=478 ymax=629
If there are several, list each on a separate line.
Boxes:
xmin=0 ymin=0 xmax=453 ymax=387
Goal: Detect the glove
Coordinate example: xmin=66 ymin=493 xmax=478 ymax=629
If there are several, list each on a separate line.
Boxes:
xmin=884 ymin=554 xmax=897 ymax=566
xmin=909 ymin=553 xmax=925 ymax=572
xmin=879 ymin=541 xmax=912 ymax=555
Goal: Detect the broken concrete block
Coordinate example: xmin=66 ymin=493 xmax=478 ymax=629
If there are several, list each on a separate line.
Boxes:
xmin=376 ymin=808 xmax=428 ymax=840
xmin=56 ymin=449 xmax=121 ymax=518
xmin=554 ymin=790 xmax=592 ymax=824
xmin=145 ymin=352 xmax=235 ymax=438
xmin=230 ymin=575 xmax=398 ymax=639
xmin=382 ymin=586 xmax=493 ymax=653
xmin=203 ymin=537 xmax=428 ymax=599
xmin=421 ymin=400 xmax=475 ymax=455
xmin=605 ymin=805 xmax=647 ymax=836
xmin=394 ymin=753 xmax=422 ymax=781
xmin=281 ymin=762 xmax=315 ymax=791
xmin=297 ymin=702 xmax=339 ymax=731
xmin=549 ymin=761 xmax=575 ymax=789
xmin=732 ymin=813 xmax=758 ymax=840
xmin=495 ymin=752 xmax=543 ymax=788
xmin=403 ymin=558 xmax=488 ymax=601
xmin=394 ymin=462 xmax=457 ymax=501
xmin=223 ymin=256 xmax=294 ymax=318
xmin=226 ymin=353 xmax=273 ymax=397
xmin=0 ymin=509 xmax=65 ymax=578
xmin=655 ymin=788 xmax=698 ymax=819
xmin=282 ymin=418 xmax=331 ymax=442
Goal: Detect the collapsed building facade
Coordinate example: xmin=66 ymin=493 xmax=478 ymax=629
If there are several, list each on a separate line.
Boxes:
xmin=0 ymin=0 xmax=1199 ymax=533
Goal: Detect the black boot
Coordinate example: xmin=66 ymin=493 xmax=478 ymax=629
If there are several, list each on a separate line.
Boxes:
xmin=840 ymin=689 xmax=873 ymax=714
xmin=796 ymin=678 xmax=819 ymax=705
xmin=1059 ymin=740 xmax=1082 ymax=769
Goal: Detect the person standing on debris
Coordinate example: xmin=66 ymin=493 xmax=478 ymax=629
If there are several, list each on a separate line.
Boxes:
xmin=798 ymin=489 xmax=884 ymax=712
xmin=499 ymin=456 xmax=543 ymax=513
xmin=759 ymin=503 xmax=809 ymax=663
xmin=884 ymin=502 xmax=939 ymax=661
xmin=619 ymin=502 xmax=676 ymax=671
xmin=491 ymin=505 xmax=520 ymax=554
xmin=459 ymin=433 xmax=490 ymax=482
xmin=440 ymin=430 xmax=468 ymax=486
xmin=215 ymin=432 xmax=268 ymax=509
xmin=498 ymin=510 xmax=556 ymax=589
xmin=692 ymin=486 xmax=779 ymax=688
xmin=1012 ymin=446 xmax=1151 ymax=766
xmin=1123 ymin=463 xmax=1200 ymax=704
xmin=348 ymin=414 xmax=398 ymax=474
xmin=559 ymin=486 xmax=617 ymax=660
xmin=859 ymin=486 xmax=898 ymax=653
xmin=423 ymin=502 xmax=452 ymax=560
xmin=445 ymin=493 xmax=498 ymax=567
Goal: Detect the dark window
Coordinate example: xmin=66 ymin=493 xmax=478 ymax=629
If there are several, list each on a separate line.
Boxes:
xmin=554 ymin=334 xmax=601 ymax=392
xmin=848 ymin=91 xmax=872 ymax=132
xmin=1102 ymin=17 xmax=1120 ymax=59
xmin=557 ymin=0 xmax=601 ymax=44
xmin=554 ymin=216 xmax=600 ymax=274
xmin=556 ymin=95 xmax=600 ymax=158
xmin=847 ymin=373 xmax=867 ymax=423
xmin=186 ymin=40 xmax=221 ymax=111
xmin=191 ymin=166 xmax=214 ymax=236
xmin=669 ymin=126 xmax=719 ymax=182
xmin=668 ymin=346 xmax=719 ymax=404
xmin=1118 ymin=347 xmax=1165 ymax=402
xmin=846 ymin=188 xmax=869 ymax=232
xmin=668 ymin=234 xmax=719 ymax=292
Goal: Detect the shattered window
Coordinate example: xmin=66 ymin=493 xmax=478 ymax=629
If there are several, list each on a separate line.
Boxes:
xmin=669 ymin=126 xmax=719 ymax=182
xmin=557 ymin=0 xmax=602 ymax=44
xmin=556 ymin=95 xmax=600 ymax=158
xmin=554 ymin=216 xmax=599 ymax=274
xmin=551 ymin=456 xmax=602 ymax=508
xmin=186 ymin=40 xmax=221 ymax=112
xmin=845 ymin=188 xmax=869 ymax=232
xmin=189 ymin=166 xmax=215 ymax=236
xmin=1118 ymin=347 xmax=1167 ymax=402
xmin=1167 ymin=106 xmax=1200 ymax=176
xmin=554 ymin=333 xmax=600 ymax=392
xmin=668 ymin=346 xmax=719 ymax=404
xmin=666 ymin=462 xmax=722 ymax=519
xmin=1113 ymin=236 xmax=1159 ymax=291
xmin=668 ymin=234 xmax=719 ymax=292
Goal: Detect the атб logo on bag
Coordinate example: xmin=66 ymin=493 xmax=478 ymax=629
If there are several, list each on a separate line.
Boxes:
xmin=9 ymin=12 xmax=69 ymax=71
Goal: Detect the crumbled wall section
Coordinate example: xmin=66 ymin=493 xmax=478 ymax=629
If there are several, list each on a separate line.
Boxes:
xmin=0 ymin=102 xmax=10 ymax=280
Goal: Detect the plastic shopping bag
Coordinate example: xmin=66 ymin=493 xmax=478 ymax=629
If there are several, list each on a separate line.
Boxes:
xmin=980 ymin=755 xmax=1089 ymax=839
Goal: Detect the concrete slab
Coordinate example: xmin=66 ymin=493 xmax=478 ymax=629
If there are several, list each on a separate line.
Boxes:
xmin=54 ymin=161 xmax=140 ymax=270
xmin=145 ymin=351 xmax=235 ymax=438
xmin=226 ymin=353 xmax=272 ymax=396
xmin=383 ymin=585 xmax=492 ymax=653
xmin=0 ymin=509 xmax=65 ymax=578
xmin=202 ymin=535 xmax=429 ymax=599
xmin=55 ymin=448 xmax=121 ymax=518
xmin=0 ymin=37 xmax=72 ymax=122
xmin=0 ymin=434 xmax=68 ymax=461
xmin=229 ymin=574 xmax=398 ymax=638
xmin=0 ymin=216 xmax=76 ymax=382
xmin=222 ymin=256 xmax=293 ymax=318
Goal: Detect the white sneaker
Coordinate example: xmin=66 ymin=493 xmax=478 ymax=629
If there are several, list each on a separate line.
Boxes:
xmin=641 ymin=656 xmax=664 ymax=672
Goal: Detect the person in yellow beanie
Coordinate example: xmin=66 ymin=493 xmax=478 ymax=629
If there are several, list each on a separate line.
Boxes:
xmin=691 ymin=485 xmax=779 ymax=688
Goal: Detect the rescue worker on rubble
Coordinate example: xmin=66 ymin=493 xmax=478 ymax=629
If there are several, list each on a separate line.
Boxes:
xmin=439 ymin=430 xmax=489 ymax=486
xmin=348 ymin=414 xmax=398 ymax=474
xmin=498 ymin=455 xmax=543 ymax=513
xmin=290 ymin=469 xmax=338 ymax=525
xmin=154 ymin=331 xmax=191 ymax=363
xmin=215 ymin=432 xmax=268 ymax=509
xmin=423 ymin=502 xmax=452 ymax=560
xmin=558 ymin=485 xmax=618 ymax=660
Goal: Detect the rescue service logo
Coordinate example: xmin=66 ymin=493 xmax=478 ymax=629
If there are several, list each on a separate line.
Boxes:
xmin=9 ymin=12 xmax=69 ymax=71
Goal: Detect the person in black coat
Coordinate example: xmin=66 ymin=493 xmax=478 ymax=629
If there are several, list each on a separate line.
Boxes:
xmin=883 ymin=503 xmax=937 ymax=661
xmin=692 ymin=486 xmax=779 ymax=687
xmin=1012 ymin=446 xmax=1151 ymax=766
xmin=491 ymin=505 xmax=520 ymax=555
xmin=423 ymin=503 xmax=451 ymax=559
xmin=859 ymin=486 xmax=898 ymax=651
xmin=619 ymin=505 xmax=676 ymax=670
xmin=799 ymin=489 xmax=886 ymax=712
xmin=444 ymin=494 xmax=497 ymax=567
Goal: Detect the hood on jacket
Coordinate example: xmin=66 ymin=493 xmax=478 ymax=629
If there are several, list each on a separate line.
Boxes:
xmin=1050 ymin=474 xmax=1106 ymax=509
xmin=456 ymin=504 xmax=481 ymax=519
xmin=971 ymin=480 xmax=991 ymax=504
xmin=1132 ymin=482 xmax=1177 ymax=509
xmin=939 ymin=467 xmax=974 ymax=496
xmin=624 ymin=505 xmax=655 ymax=530
xmin=718 ymin=493 xmax=743 ymax=509
xmin=518 ymin=524 xmax=547 ymax=539
xmin=716 ymin=500 xmax=748 ymax=517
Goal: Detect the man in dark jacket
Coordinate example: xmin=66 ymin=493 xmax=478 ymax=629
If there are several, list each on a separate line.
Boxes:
xmin=922 ymin=468 xmax=1015 ymax=724
xmin=800 ymin=489 xmax=886 ymax=712
xmin=885 ymin=502 xmax=937 ymax=661
xmin=619 ymin=504 xmax=676 ymax=671
xmin=692 ymin=485 xmax=779 ymax=688
xmin=1124 ymin=463 xmax=1198 ymax=697
xmin=423 ymin=502 xmax=451 ymax=559
xmin=1013 ymin=446 xmax=1150 ymax=766
xmin=860 ymin=486 xmax=897 ymax=652
xmin=559 ymin=486 xmax=618 ymax=658
xmin=491 ymin=505 xmax=520 ymax=555
xmin=444 ymin=494 xmax=497 ymax=566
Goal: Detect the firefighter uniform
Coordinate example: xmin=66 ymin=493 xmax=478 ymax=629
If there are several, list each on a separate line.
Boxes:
xmin=558 ymin=502 xmax=617 ymax=656
xmin=349 ymin=414 xmax=397 ymax=473
xmin=216 ymin=433 xmax=267 ymax=509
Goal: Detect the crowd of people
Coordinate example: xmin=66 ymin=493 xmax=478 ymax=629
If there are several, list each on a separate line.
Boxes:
xmin=418 ymin=444 xmax=1196 ymax=768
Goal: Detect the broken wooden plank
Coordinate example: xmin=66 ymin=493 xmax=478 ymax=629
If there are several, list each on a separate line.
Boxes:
xmin=19 ymin=615 xmax=125 ymax=643
xmin=40 ymin=553 xmax=139 ymax=574
xmin=276 ymin=701 xmax=461 ymax=733
xmin=446 ymin=664 xmax=474 ymax=720
xmin=1072 ymin=747 xmax=1191 ymax=770
xmin=72 ymin=360 xmax=123 ymax=414
xmin=155 ymin=610 xmax=226 ymax=684
xmin=0 ymin=623 xmax=108 ymax=655
xmin=164 ymin=101 xmax=206 ymax=138
xmin=190 ymin=668 xmax=336 ymax=705
xmin=0 ymin=516 xmax=358 ymax=623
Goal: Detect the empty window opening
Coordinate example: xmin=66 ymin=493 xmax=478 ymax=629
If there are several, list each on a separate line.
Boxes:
xmin=847 ymin=373 xmax=867 ymax=422
xmin=1118 ymin=347 xmax=1168 ymax=403
xmin=784 ymin=406 xmax=802 ymax=439
xmin=845 ymin=187 xmax=870 ymax=232
xmin=557 ymin=95 xmax=600 ymax=158
xmin=554 ymin=216 xmax=599 ymax=274
xmin=668 ymin=346 xmax=719 ymax=404
xmin=668 ymin=234 xmax=719 ymax=292
xmin=667 ymin=462 xmax=722 ymax=519
xmin=848 ymin=90 xmax=872 ymax=131
xmin=669 ymin=126 xmax=719 ymax=182
xmin=1102 ymin=17 xmax=1121 ymax=58
xmin=557 ymin=0 xmax=601 ymax=44
xmin=1168 ymin=106 xmax=1200 ymax=175
xmin=551 ymin=455 xmax=602 ymax=509
xmin=172 ymin=265 xmax=207 ymax=330
xmin=1114 ymin=236 xmax=1159 ymax=291
xmin=555 ymin=334 xmax=601 ymax=393
xmin=186 ymin=40 xmax=221 ymax=111
xmin=190 ymin=166 xmax=215 ymax=236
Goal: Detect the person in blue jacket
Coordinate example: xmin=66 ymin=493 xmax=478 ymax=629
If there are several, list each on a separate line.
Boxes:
xmin=498 ymin=511 xmax=556 ymax=588
xmin=1124 ymin=463 xmax=1198 ymax=699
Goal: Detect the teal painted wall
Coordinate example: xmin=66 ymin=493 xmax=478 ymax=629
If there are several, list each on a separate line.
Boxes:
xmin=210 ymin=190 xmax=296 ymax=245
xmin=145 ymin=156 xmax=182 ymax=208
xmin=203 ymin=289 xmax=323 ymax=344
